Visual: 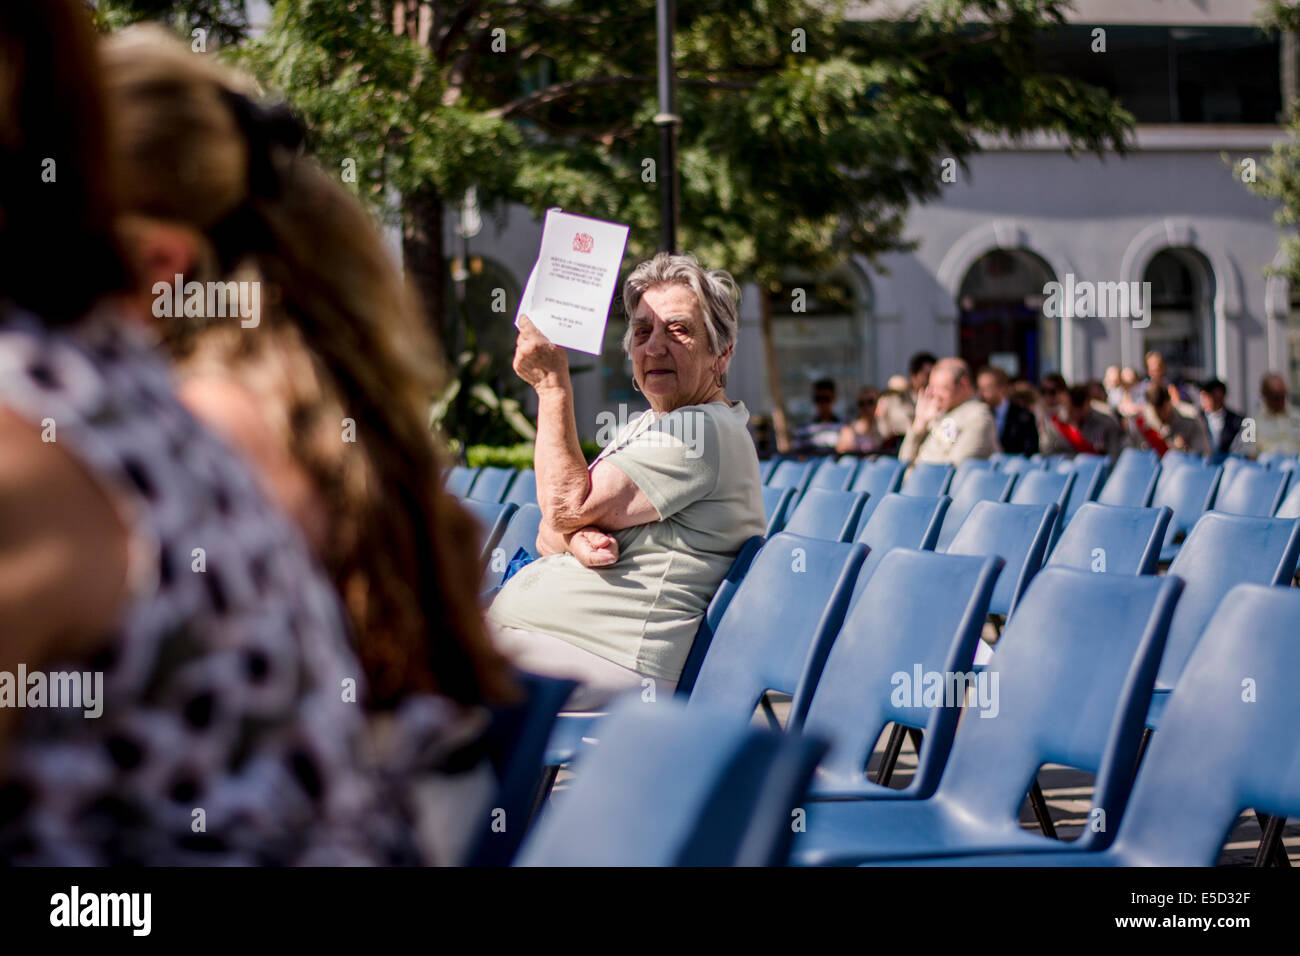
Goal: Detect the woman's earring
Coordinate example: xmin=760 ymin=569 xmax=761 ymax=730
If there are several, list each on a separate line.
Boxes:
xmin=632 ymin=377 xmax=642 ymax=393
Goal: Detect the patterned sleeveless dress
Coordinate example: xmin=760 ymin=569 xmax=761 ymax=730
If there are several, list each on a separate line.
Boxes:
xmin=0 ymin=304 xmax=421 ymax=864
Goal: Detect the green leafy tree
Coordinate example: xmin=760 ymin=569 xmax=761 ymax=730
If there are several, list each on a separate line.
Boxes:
xmin=97 ymin=0 xmax=1133 ymax=452
xmin=1248 ymin=3 xmax=1300 ymax=285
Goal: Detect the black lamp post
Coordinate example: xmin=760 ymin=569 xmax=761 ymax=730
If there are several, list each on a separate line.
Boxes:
xmin=653 ymin=0 xmax=680 ymax=253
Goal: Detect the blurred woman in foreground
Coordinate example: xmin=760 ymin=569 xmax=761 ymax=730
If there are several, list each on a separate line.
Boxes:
xmin=101 ymin=26 xmax=514 ymax=713
xmin=0 ymin=0 xmax=413 ymax=864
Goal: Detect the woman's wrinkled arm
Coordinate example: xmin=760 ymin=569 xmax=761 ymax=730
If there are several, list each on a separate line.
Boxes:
xmin=515 ymin=316 xmax=657 ymax=534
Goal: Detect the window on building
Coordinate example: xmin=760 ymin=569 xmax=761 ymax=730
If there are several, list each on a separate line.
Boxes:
xmin=772 ymin=274 xmax=869 ymax=430
xmin=1143 ymin=248 xmax=1215 ymax=386
xmin=1034 ymin=25 xmax=1283 ymax=125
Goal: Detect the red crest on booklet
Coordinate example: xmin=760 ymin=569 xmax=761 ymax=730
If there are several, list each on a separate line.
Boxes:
xmin=572 ymin=232 xmax=594 ymax=253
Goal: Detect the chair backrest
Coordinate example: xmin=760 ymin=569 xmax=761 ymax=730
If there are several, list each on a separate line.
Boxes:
xmin=676 ymin=536 xmax=766 ymax=696
xmin=851 ymin=493 xmax=950 ymax=596
xmin=1047 ymin=503 xmax=1172 ymax=575
xmin=1157 ymin=512 xmax=1300 ymax=692
xmin=849 ymin=457 xmax=905 ymax=497
xmin=1055 ymin=456 xmax=1108 ymax=522
xmin=900 ymin=461 xmax=954 ymax=497
xmin=1009 ymin=469 xmax=1076 ymax=544
xmin=781 ymin=488 xmax=868 ymax=542
xmin=1275 ymin=479 xmax=1300 ymax=517
xmin=462 ymin=499 xmax=518 ymax=561
xmin=1150 ymin=463 xmax=1222 ymax=557
xmin=761 ymin=485 xmax=796 ymax=536
xmin=515 ymin=698 xmax=827 ymax=866
xmin=1213 ymin=464 xmax=1289 ymax=516
xmin=933 ymin=568 xmax=1183 ymax=848
xmin=446 ymin=464 xmax=479 ymax=498
xmin=768 ymin=459 xmax=816 ymax=496
xmin=942 ymin=500 xmax=1057 ymax=618
xmin=800 ymin=549 xmax=1003 ymax=799
xmin=935 ymin=469 xmax=1016 ymax=551
xmin=1110 ymin=584 xmax=1300 ymax=865
xmin=950 ymin=457 xmax=994 ymax=494
xmin=996 ymin=456 xmax=1040 ymax=476
xmin=467 ymin=465 xmax=517 ymax=503
xmin=759 ymin=458 xmax=778 ymax=483
xmin=1097 ymin=453 xmax=1160 ymax=507
xmin=503 ymin=468 xmax=538 ymax=506
xmin=486 ymin=503 xmax=544 ymax=589
xmin=687 ymin=534 xmax=867 ymax=726
xmin=808 ymin=460 xmax=857 ymax=492
xmin=464 ymin=672 xmax=577 ymax=865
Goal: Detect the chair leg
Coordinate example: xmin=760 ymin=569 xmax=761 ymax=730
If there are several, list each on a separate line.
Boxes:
xmin=1028 ymin=779 xmax=1059 ymax=840
xmin=907 ymin=726 xmax=924 ymax=756
xmin=759 ymin=694 xmax=783 ymax=731
xmin=526 ymin=764 xmax=560 ymax=829
xmin=875 ymin=724 xmax=907 ymax=787
xmin=1132 ymin=727 xmax=1153 ymax=785
xmin=1254 ymin=813 xmax=1290 ymax=868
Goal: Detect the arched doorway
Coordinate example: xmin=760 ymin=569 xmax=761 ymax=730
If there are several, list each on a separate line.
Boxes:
xmin=957 ymin=249 xmax=1057 ymax=383
xmin=1142 ymin=247 xmax=1215 ymax=386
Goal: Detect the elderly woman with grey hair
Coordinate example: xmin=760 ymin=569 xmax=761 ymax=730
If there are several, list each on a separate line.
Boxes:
xmin=487 ymin=252 xmax=766 ymax=709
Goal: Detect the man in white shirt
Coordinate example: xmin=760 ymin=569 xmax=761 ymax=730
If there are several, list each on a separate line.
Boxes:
xmin=900 ymin=357 xmax=998 ymax=465
xmin=1252 ymin=372 xmax=1300 ymax=458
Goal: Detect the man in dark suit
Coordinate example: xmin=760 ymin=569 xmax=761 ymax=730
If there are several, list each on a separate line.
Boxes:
xmin=1198 ymin=378 xmax=1245 ymax=459
xmin=977 ymin=365 xmax=1038 ymax=456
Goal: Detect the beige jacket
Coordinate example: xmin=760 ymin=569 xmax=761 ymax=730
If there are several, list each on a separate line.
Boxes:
xmin=900 ymin=397 xmax=998 ymax=465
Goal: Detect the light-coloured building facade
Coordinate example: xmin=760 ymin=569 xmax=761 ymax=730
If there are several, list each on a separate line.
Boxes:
xmin=456 ymin=0 xmax=1299 ymax=438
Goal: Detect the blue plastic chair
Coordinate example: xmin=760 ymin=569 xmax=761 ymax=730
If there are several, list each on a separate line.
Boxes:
xmin=686 ymin=534 xmax=867 ymax=727
xmin=1150 ymin=462 xmax=1222 ymax=561
xmin=517 ymin=698 xmax=827 ymax=866
xmin=935 ymin=469 xmax=1016 ymax=551
xmin=942 ymin=501 xmax=1057 ymax=618
xmin=851 ymin=493 xmax=950 ymax=595
xmin=1009 ymin=468 xmax=1075 ymax=546
xmin=463 ymin=672 xmax=577 ymax=866
xmin=900 ymin=462 xmax=954 ymax=497
xmin=1276 ymin=480 xmax=1300 ymax=517
xmin=781 ymin=488 xmax=869 ymax=542
xmin=503 ymin=468 xmax=538 ymax=506
xmin=1146 ymin=512 xmax=1300 ymax=731
xmin=768 ymin=459 xmax=817 ymax=499
xmin=808 ymin=460 xmax=858 ymax=492
xmin=462 ymin=499 xmax=517 ymax=561
xmin=484 ymin=503 xmax=543 ymax=590
xmin=874 ymin=583 xmax=1300 ymax=867
xmin=761 ymin=486 xmax=796 ymax=536
xmin=1054 ymin=455 xmax=1108 ymax=523
xmin=1096 ymin=453 xmax=1159 ymax=507
xmin=759 ymin=459 xmax=778 ymax=483
xmin=1213 ymin=465 xmax=1289 ymax=516
xmin=949 ymin=457 xmax=994 ymax=494
xmin=1046 ymin=503 xmax=1172 ymax=576
xmin=799 ymin=549 xmax=1003 ymax=800
xmin=789 ymin=568 xmax=1184 ymax=865
xmin=446 ymin=465 xmax=479 ymax=498
xmin=468 ymin=465 xmax=517 ymax=503
xmin=849 ymin=458 xmax=905 ymax=498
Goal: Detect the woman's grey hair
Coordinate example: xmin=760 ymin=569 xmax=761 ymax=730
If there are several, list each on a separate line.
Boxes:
xmin=621 ymin=252 xmax=741 ymax=386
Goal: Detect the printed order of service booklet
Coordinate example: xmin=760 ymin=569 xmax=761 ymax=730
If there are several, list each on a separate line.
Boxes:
xmin=515 ymin=209 xmax=631 ymax=354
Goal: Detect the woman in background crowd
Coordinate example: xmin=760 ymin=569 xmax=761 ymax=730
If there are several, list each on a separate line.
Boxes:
xmin=837 ymin=386 xmax=884 ymax=454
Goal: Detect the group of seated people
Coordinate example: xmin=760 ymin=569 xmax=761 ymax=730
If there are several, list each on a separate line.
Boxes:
xmin=792 ymin=348 xmax=1300 ymax=468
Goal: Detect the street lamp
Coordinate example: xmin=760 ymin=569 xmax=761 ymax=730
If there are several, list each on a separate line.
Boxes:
xmin=654 ymin=0 xmax=680 ymax=253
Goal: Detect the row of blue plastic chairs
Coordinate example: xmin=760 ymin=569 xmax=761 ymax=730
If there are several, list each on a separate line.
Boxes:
xmin=454 ymin=448 xmax=1300 ymax=590
xmin=506 ymin=506 xmax=1300 ymax=865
